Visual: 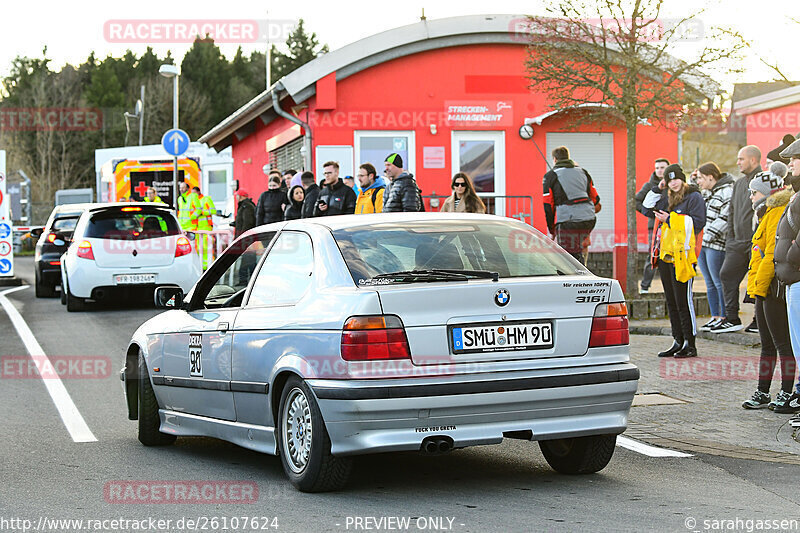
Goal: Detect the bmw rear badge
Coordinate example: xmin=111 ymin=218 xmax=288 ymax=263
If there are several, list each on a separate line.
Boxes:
xmin=494 ymin=289 xmax=510 ymax=307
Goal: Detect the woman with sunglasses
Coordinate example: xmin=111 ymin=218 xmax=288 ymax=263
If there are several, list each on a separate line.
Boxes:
xmin=441 ymin=173 xmax=486 ymax=213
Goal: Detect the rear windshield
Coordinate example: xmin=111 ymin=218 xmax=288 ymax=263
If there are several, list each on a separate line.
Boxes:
xmin=52 ymin=216 xmax=79 ymax=232
xmin=332 ymin=220 xmax=585 ymax=284
xmin=85 ymin=208 xmax=180 ymax=240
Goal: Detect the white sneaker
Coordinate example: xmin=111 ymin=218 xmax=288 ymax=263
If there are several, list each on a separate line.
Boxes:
xmin=700 ymin=318 xmax=722 ymax=332
xmin=639 ymin=287 xmax=650 ymax=294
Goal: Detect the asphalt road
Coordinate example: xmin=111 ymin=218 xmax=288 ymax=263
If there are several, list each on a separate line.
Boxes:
xmin=2 ymin=256 xmax=799 ymax=533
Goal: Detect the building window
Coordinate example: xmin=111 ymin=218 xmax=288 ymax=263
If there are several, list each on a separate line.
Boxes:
xmin=269 ymin=137 xmax=304 ymax=172
xmin=354 ymin=131 xmax=416 ymax=175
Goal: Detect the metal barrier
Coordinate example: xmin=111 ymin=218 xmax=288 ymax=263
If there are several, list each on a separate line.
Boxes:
xmin=422 ymin=195 xmax=535 ymax=225
xmin=187 ymin=228 xmax=235 ymax=270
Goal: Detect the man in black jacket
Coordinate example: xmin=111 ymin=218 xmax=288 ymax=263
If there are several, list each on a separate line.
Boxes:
xmin=382 ymin=153 xmax=421 ymax=212
xmin=300 ymin=171 xmax=320 ymax=218
xmin=256 ymin=173 xmax=286 ymax=226
xmin=635 ymin=158 xmax=669 ymax=293
xmin=232 ymin=190 xmax=256 ymax=238
xmin=313 ymin=161 xmax=357 ymax=216
xmin=712 ymin=145 xmax=762 ymax=333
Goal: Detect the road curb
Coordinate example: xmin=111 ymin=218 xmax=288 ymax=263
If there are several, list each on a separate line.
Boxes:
xmin=630 ymin=324 xmax=761 ymax=347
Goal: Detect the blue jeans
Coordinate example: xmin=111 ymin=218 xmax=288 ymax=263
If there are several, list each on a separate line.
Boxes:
xmin=787 ymin=283 xmax=800 ymax=393
xmin=697 ymin=247 xmax=726 ymax=317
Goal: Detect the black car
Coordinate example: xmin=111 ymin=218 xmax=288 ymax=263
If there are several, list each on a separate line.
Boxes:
xmin=32 ymin=204 xmax=91 ymax=297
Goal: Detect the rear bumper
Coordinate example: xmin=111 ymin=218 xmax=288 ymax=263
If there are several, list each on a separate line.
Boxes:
xmin=65 ymin=257 xmax=200 ymax=298
xmin=310 ymin=364 xmax=639 ymax=456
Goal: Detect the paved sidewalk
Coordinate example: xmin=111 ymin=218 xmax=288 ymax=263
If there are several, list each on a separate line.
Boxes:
xmin=628 ymin=334 xmax=800 ymax=463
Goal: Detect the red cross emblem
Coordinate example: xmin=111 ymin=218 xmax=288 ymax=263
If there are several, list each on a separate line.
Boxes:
xmin=134 ymin=181 xmax=149 ymax=198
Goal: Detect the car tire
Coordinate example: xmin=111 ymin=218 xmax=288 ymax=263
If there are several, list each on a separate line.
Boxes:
xmin=35 ymin=273 xmax=55 ymax=298
xmin=137 ymin=351 xmax=176 ymax=447
xmin=65 ymin=284 xmax=86 ymax=312
xmin=277 ymin=376 xmax=352 ymax=492
xmin=539 ymin=434 xmax=617 ymax=475
xmin=60 ymin=284 xmax=66 ymax=305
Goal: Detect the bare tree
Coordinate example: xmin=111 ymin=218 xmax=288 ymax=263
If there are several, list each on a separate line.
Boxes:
xmin=523 ymin=0 xmax=746 ymax=293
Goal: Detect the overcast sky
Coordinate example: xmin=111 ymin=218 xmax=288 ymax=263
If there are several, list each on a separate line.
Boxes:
xmin=2 ymin=0 xmax=798 ymax=95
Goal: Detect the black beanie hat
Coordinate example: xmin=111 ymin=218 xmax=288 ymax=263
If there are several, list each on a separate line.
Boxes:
xmin=664 ymin=163 xmax=686 ymax=182
xmin=385 ymin=153 xmax=403 ymax=168
xmin=767 ymin=134 xmax=795 ymax=164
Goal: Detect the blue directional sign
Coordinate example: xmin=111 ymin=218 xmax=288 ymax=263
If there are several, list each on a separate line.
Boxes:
xmin=161 ymin=129 xmax=190 ymax=157
xmin=0 ymin=258 xmax=11 ymax=275
xmin=0 ymin=222 xmax=10 ymax=239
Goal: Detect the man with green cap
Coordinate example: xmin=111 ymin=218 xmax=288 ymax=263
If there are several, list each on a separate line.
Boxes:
xmin=382 ymin=153 xmax=421 ymax=212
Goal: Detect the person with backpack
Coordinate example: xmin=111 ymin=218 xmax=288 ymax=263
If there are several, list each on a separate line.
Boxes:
xmin=354 ymin=163 xmax=385 ymax=214
xmin=382 ymin=153 xmax=422 ymax=212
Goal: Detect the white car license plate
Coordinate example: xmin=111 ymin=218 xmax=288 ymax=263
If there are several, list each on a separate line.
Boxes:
xmin=114 ymin=273 xmax=156 ymax=285
xmin=451 ymin=321 xmax=553 ymax=354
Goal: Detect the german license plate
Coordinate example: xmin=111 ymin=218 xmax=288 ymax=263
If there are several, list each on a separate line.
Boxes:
xmin=450 ymin=321 xmax=553 ymax=354
xmin=114 ymin=273 xmax=156 ymax=285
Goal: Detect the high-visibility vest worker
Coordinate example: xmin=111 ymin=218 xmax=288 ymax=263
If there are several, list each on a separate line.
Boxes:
xmin=143 ymin=195 xmax=163 ymax=203
xmin=177 ymin=189 xmax=200 ymax=231
xmin=196 ymin=193 xmax=216 ymax=231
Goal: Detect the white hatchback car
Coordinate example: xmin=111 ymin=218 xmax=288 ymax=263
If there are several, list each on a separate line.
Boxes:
xmin=61 ymin=203 xmax=201 ymax=311
xmin=122 ymin=213 xmax=638 ymax=492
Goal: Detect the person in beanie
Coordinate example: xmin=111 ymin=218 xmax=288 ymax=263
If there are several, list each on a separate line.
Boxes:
xmin=775 ymin=139 xmax=800 ymax=417
xmin=284 ymin=185 xmax=305 ymax=221
xmin=382 ymin=153 xmax=421 ymax=212
xmin=256 ymin=174 xmax=286 ymax=226
xmin=713 ymin=145 xmax=763 ymax=333
xmin=232 ymin=190 xmax=256 ymax=238
xmin=542 ymin=146 xmax=601 ymax=265
xmin=642 ymin=163 xmax=706 ymax=358
xmin=635 ymin=158 xmax=670 ymax=293
xmin=742 ymin=162 xmax=797 ymax=410
xmin=695 ymin=162 xmax=734 ymax=331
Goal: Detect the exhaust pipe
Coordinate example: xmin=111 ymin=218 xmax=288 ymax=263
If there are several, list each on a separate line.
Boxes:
xmin=420 ymin=436 xmax=454 ymax=455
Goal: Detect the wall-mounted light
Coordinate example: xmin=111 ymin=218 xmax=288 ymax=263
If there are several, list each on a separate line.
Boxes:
xmin=429 ymin=124 xmax=437 ymax=135
xmin=242 ymin=158 xmax=252 ymax=164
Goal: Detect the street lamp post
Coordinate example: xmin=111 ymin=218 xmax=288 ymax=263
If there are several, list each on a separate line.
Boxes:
xmin=159 ymin=64 xmax=180 ymax=208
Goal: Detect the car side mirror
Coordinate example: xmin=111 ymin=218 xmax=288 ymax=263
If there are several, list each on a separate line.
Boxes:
xmin=30 ymin=228 xmax=43 ymax=238
xmin=155 ymin=286 xmax=185 ymax=309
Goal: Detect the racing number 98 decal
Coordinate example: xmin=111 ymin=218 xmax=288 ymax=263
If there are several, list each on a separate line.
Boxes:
xmin=188 ymin=333 xmax=203 ymax=377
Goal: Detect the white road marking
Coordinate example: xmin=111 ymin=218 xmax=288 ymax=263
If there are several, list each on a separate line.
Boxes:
xmin=0 ymin=286 xmax=97 ymax=443
xmin=617 ymin=435 xmax=692 ymax=457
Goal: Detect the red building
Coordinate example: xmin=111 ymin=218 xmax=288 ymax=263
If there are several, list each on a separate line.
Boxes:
xmin=733 ymin=85 xmax=800 ymax=165
xmin=200 ymin=14 xmax=686 ymax=251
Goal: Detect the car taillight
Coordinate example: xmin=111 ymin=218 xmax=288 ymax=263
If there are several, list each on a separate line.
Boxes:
xmin=341 ymin=315 xmax=411 ymax=361
xmin=76 ymin=240 xmax=94 ymax=260
xmin=589 ymin=302 xmax=629 ymax=348
xmin=175 ymin=236 xmax=193 ymax=258
xmin=47 ymin=233 xmax=57 ymax=243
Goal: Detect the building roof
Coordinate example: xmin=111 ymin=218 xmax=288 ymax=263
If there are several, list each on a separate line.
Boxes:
xmin=200 ymin=14 xmax=719 ymax=150
xmin=733 ymin=84 xmax=800 ymax=115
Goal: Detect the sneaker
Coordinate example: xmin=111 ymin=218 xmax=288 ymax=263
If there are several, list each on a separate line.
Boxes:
xmin=639 ymin=286 xmax=650 ymax=294
xmin=710 ymin=319 xmax=743 ymax=333
xmin=700 ymin=318 xmax=722 ymax=332
xmin=742 ymin=390 xmax=771 ymax=409
xmin=769 ymin=390 xmax=792 ymax=410
xmin=744 ymin=319 xmax=758 ymax=334
xmin=790 ymin=413 xmax=800 ymax=427
xmin=774 ymin=392 xmax=800 ymax=414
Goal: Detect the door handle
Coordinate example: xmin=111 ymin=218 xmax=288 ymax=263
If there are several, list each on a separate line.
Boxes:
xmin=218 ymin=322 xmax=229 ymax=332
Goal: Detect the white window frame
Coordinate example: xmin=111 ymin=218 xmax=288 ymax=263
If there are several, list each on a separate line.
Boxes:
xmin=451 ymin=130 xmax=506 ymax=216
xmin=354 ymin=130 xmax=416 ymax=175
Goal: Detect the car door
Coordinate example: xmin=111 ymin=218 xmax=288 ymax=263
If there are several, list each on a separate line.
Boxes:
xmin=231 ymin=231 xmax=319 ymax=427
xmin=159 ymin=231 xmax=275 ymax=420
